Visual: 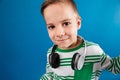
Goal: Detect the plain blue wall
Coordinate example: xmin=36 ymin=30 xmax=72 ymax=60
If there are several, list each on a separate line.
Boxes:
xmin=0 ymin=0 xmax=120 ymax=80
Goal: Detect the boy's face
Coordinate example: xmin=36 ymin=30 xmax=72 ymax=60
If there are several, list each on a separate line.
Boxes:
xmin=44 ymin=3 xmax=81 ymax=49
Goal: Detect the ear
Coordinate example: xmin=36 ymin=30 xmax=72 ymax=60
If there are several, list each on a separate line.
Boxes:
xmin=76 ymin=16 xmax=81 ymax=30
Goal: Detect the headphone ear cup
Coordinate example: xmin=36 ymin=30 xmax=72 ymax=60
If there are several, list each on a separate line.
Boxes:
xmin=49 ymin=53 xmax=60 ymax=68
xmin=71 ymin=53 xmax=80 ymax=70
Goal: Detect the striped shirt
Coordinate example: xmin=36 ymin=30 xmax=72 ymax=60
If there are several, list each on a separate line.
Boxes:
xmin=40 ymin=40 xmax=120 ymax=80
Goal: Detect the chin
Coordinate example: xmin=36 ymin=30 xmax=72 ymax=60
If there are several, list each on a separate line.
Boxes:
xmin=58 ymin=44 xmax=71 ymax=49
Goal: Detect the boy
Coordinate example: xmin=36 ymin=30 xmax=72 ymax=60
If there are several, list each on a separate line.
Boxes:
xmin=40 ymin=0 xmax=120 ymax=80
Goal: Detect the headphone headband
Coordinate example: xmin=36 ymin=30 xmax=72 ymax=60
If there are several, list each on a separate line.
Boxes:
xmin=51 ymin=45 xmax=57 ymax=54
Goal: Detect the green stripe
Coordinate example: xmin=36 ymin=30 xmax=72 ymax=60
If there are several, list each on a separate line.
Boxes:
xmin=60 ymin=76 xmax=74 ymax=79
xmin=86 ymin=55 xmax=101 ymax=58
xmin=47 ymin=48 xmax=52 ymax=54
xmin=40 ymin=75 xmax=49 ymax=80
xmin=91 ymin=71 xmax=101 ymax=79
xmin=46 ymin=62 xmax=51 ymax=68
xmin=106 ymin=56 xmax=120 ymax=74
xmin=56 ymin=42 xmax=84 ymax=52
xmin=60 ymin=63 xmax=71 ymax=66
xmin=91 ymin=71 xmax=101 ymax=77
xmin=106 ymin=59 xmax=114 ymax=72
xmin=60 ymin=58 xmax=72 ymax=66
xmin=116 ymin=56 xmax=120 ymax=71
xmin=85 ymin=55 xmax=101 ymax=63
xmin=60 ymin=61 xmax=71 ymax=63
xmin=85 ymin=60 xmax=100 ymax=63
xmin=56 ymin=41 xmax=98 ymax=53
xmin=85 ymin=58 xmax=100 ymax=61
xmin=101 ymin=54 xmax=107 ymax=66
xmin=114 ymin=59 xmax=120 ymax=73
xmin=113 ymin=56 xmax=120 ymax=73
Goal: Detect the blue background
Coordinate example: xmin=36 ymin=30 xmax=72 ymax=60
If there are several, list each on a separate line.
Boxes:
xmin=0 ymin=0 xmax=120 ymax=80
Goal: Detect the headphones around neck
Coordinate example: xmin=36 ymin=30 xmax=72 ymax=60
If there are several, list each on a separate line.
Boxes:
xmin=49 ymin=39 xmax=87 ymax=70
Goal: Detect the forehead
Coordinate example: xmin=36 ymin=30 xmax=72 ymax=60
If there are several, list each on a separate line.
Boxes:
xmin=43 ymin=2 xmax=75 ymax=14
xmin=44 ymin=3 xmax=76 ymax=23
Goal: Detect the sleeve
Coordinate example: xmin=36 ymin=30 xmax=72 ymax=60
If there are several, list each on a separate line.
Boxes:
xmin=40 ymin=48 xmax=53 ymax=80
xmin=40 ymin=62 xmax=63 ymax=80
xmin=101 ymin=53 xmax=120 ymax=74
xmin=40 ymin=63 xmax=53 ymax=80
xmin=40 ymin=73 xmax=51 ymax=80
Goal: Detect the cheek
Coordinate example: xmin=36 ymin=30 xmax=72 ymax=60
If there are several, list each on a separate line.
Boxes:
xmin=48 ymin=31 xmax=54 ymax=40
xmin=68 ymin=26 xmax=78 ymax=35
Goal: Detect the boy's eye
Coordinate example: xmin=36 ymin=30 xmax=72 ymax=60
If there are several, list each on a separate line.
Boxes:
xmin=47 ymin=26 xmax=55 ymax=30
xmin=63 ymin=22 xmax=71 ymax=26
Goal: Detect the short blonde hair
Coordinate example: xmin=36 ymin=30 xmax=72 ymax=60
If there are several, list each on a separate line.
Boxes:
xmin=40 ymin=0 xmax=80 ymax=18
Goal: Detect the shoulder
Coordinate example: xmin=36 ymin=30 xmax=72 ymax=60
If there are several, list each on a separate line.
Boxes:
xmin=47 ymin=46 xmax=53 ymax=55
xmin=85 ymin=40 xmax=104 ymax=55
xmin=85 ymin=40 xmax=98 ymax=46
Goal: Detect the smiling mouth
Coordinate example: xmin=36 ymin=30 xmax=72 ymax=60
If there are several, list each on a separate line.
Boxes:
xmin=57 ymin=38 xmax=68 ymax=42
xmin=55 ymin=36 xmax=69 ymax=42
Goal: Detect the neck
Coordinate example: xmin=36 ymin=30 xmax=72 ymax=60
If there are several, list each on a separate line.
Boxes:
xmin=67 ymin=36 xmax=83 ymax=49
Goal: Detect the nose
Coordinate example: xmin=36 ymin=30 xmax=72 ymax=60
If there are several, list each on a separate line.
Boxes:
xmin=55 ymin=26 xmax=65 ymax=38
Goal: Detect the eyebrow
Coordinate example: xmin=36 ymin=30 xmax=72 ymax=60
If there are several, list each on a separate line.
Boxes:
xmin=61 ymin=19 xmax=71 ymax=22
xmin=46 ymin=23 xmax=53 ymax=26
xmin=46 ymin=19 xmax=71 ymax=26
